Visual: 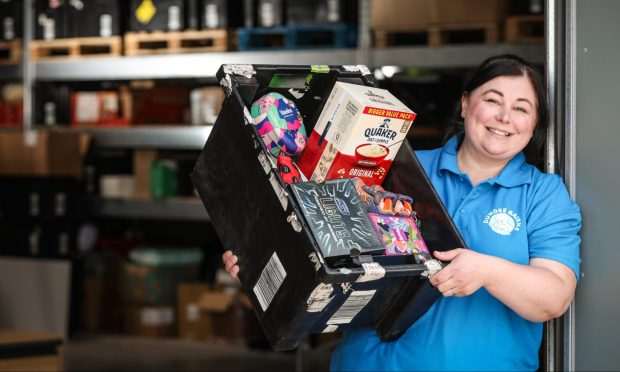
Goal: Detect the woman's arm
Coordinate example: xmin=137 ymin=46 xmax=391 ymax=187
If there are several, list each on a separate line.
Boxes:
xmin=430 ymin=249 xmax=577 ymax=322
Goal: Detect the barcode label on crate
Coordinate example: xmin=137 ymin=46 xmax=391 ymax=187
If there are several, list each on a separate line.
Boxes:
xmin=327 ymin=290 xmax=376 ymax=325
xmin=253 ymin=252 xmax=287 ymax=312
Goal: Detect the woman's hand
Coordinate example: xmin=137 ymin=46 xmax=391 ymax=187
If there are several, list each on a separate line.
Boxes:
xmin=429 ymin=248 xmax=577 ymax=322
xmin=222 ymin=250 xmax=240 ymax=279
xmin=429 ymin=248 xmax=491 ymax=297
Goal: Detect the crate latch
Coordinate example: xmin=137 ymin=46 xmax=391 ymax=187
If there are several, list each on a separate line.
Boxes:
xmin=421 ymin=259 xmax=443 ymax=278
xmin=287 ymin=212 xmax=302 ymax=232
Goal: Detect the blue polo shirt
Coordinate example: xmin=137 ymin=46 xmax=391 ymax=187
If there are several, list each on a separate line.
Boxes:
xmin=330 ymin=136 xmax=581 ymax=371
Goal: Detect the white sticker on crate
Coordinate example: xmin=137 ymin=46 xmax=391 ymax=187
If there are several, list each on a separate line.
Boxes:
xmin=357 ymin=262 xmax=386 ymax=282
xmin=307 ymin=283 xmax=334 ymax=313
xmin=258 ymin=152 xmax=273 ymax=174
xmin=358 ymin=65 xmax=371 ymax=75
xmin=220 ymin=75 xmax=233 ymax=97
xmin=223 ymin=64 xmax=256 ymax=79
xmin=253 ymin=252 xmax=287 ymax=312
xmin=322 ymin=324 xmax=338 ymax=333
xmin=243 ymin=106 xmax=253 ymax=125
xmin=141 ymin=307 xmax=174 ymax=326
xmin=342 ymin=65 xmax=360 ymax=72
xmin=308 ymin=252 xmax=322 ymax=272
xmin=327 ymin=290 xmax=376 ymax=325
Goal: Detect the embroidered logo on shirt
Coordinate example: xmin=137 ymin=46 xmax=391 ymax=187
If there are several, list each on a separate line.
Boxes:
xmin=483 ymin=208 xmax=521 ymax=235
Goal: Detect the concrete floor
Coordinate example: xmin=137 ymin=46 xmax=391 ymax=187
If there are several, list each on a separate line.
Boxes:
xmin=62 ymin=335 xmax=334 ymax=371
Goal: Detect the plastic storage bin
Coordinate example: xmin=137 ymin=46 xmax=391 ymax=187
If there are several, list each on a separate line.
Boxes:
xmin=192 ymin=64 xmax=466 ymax=351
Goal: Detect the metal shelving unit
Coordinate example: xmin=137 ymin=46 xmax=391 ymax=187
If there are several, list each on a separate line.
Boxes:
xmin=0 ymin=44 xmax=545 ymax=81
xmin=90 ymin=197 xmax=209 ymax=221
xmin=370 ymin=44 xmax=545 ymax=69
xmin=0 ymin=64 xmax=22 ymax=81
xmin=77 ymin=125 xmax=212 ymax=150
xmin=35 ymin=49 xmax=362 ymax=81
xmin=4 ymin=0 xmax=545 ymax=221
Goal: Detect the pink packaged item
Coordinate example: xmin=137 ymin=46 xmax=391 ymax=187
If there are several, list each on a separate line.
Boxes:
xmin=368 ymin=213 xmax=429 ymax=256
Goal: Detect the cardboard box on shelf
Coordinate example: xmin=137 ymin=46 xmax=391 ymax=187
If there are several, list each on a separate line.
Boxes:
xmin=83 ymin=276 xmax=124 ymax=333
xmin=130 ymin=86 xmax=190 ymax=125
xmin=177 ymin=282 xmax=214 ymax=340
xmin=120 ymin=247 xmax=203 ymax=305
xmin=71 ymin=91 xmax=130 ymax=127
xmin=430 ymin=0 xmax=509 ymax=24
xmin=177 ymin=282 xmax=264 ymax=343
xmin=0 ymin=130 xmax=84 ymax=176
xmin=133 ymin=150 xmax=159 ymax=199
xmin=123 ymin=302 xmax=176 ymax=338
xmin=370 ymin=0 xmax=432 ymax=30
xmin=100 ymin=175 xmax=135 ymax=199
xmin=371 ymin=0 xmax=508 ymax=31
xmin=120 ymin=261 xmax=200 ymax=305
xmin=190 ymin=87 xmax=225 ymax=125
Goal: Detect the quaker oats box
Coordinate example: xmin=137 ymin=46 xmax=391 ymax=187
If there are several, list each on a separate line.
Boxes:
xmin=297 ymin=82 xmax=416 ymax=185
xmin=191 ymin=64 xmax=466 ymax=351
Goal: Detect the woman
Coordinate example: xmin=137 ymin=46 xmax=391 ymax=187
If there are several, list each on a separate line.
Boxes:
xmin=223 ymin=54 xmax=581 ymax=370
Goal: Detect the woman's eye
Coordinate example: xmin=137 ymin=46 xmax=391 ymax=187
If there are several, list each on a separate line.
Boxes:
xmin=515 ymin=107 xmax=529 ymax=114
xmin=484 ymin=98 xmax=499 ymax=104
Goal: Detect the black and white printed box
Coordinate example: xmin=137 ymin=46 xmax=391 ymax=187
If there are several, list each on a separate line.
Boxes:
xmin=191 ymin=64 xmax=466 ymax=351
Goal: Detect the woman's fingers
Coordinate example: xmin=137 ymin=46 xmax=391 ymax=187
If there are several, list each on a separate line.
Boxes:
xmin=229 ymin=265 xmax=240 ymax=279
xmin=222 ymin=250 xmax=238 ymax=273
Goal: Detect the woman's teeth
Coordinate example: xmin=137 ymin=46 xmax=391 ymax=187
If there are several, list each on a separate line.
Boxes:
xmin=488 ymin=128 xmax=511 ymax=136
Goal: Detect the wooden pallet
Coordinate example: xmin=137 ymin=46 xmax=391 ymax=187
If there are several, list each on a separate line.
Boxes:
xmin=506 ymin=15 xmax=544 ymax=43
xmin=30 ymin=36 xmax=122 ymax=60
xmin=374 ymin=22 xmax=500 ymax=47
xmin=0 ymin=40 xmax=22 ymax=64
xmin=236 ymin=23 xmax=356 ymax=51
xmin=124 ymin=30 xmax=228 ymax=56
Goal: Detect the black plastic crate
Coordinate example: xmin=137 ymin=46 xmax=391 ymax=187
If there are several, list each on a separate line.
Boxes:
xmin=0 ymin=177 xmax=86 ymax=222
xmin=191 ymin=64 xmax=466 ymax=351
xmin=0 ymin=0 xmax=22 ymax=41
xmin=67 ymin=0 xmax=124 ymax=38
xmin=35 ymin=0 xmax=69 ymax=40
xmin=129 ymin=0 xmax=185 ymax=32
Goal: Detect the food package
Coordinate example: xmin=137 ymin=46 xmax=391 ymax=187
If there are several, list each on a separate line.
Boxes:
xmin=297 ymin=82 xmax=416 ymax=186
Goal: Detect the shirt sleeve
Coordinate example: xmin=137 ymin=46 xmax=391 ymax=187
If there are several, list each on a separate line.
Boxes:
xmin=526 ymin=173 xmax=582 ymax=278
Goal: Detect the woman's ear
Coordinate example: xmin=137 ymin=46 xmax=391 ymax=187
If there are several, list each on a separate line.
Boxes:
xmin=460 ymin=94 xmax=469 ymax=119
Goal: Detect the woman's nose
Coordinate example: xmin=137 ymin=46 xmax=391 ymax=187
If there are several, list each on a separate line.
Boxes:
xmin=496 ymin=106 xmax=510 ymax=123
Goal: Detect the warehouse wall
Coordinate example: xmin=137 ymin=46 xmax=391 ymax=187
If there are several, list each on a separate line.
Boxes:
xmin=574 ymin=0 xmax=620 ymax=370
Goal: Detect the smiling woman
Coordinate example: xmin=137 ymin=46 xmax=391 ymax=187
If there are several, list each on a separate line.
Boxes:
xmin=458 ymin=74 xmax=539 ymax=185
xmin=328 ymin=54 xmax=581 ymax=371
xmin=223 ymin=55 xmax=582 ymax=371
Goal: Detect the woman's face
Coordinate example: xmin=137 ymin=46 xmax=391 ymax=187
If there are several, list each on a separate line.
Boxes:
xmin=461 ymin=75 xmax=538 ymax=164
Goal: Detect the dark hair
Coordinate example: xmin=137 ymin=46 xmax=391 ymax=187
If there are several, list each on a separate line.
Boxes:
xmin=444 ymin=54 xmax=548 ymax=166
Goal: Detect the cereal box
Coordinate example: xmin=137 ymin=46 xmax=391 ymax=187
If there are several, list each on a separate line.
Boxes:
xmin=297 ymin=82 xmax=416 ymax=185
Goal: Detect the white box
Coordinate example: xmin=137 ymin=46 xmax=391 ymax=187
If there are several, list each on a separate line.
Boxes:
xmin=297 ymin=82 xmax=416 ymax=185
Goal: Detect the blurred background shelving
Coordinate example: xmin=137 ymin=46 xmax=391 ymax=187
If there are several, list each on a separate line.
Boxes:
xmin=0 ymin=0 xmax=545 ymax=370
